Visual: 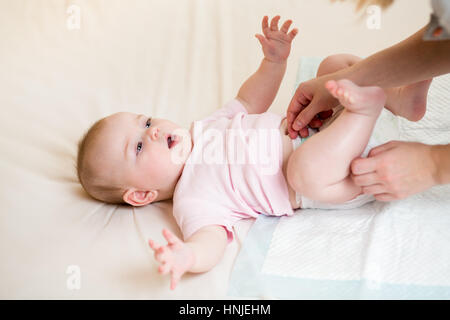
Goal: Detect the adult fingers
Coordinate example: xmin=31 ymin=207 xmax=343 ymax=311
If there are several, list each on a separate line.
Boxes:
xmin=287 ymin=84 xmax=313 ymax=138
xmin=351 ymin=157 xmax=378 ymax=175
xmin=308 ymin=117 xmax=323 ymax=129
xmin=292 ymin=103 xmax=319 ymax=132
xmin=286 ymin=102 xmax=305 ymax=139
xmin=374 ymin=193 xmax=397 ymax=202
xmin=362 ymin=184 xmax=387 ymax=195
xmin=367 ymin=141 xmax=398 ymax=157
xmin=351 ymin=172 xmax=380 ymax=187
xmin=352 ymin=142 xmax=399 ymax=175
xmin=299 ymin=127 xmax=310 ymax=138
xmin=288 ymin=130 xmax=299 ymax=140
xmin=318 ymin=109 xmax=333 ymax=120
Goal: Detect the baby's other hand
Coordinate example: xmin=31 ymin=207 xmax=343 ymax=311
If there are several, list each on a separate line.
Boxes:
xmin=255 ymin=15 xmax=298 ymax=63
xmin=148 ymin=229 xmax=195 ymax=290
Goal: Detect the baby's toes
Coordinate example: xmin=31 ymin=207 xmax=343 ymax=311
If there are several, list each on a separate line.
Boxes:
xmin=325 ymin=80 xmax=339 ymax=97
xmin=343 ymin=90 xmax=352 ymax=103
xmin=345 ymin=92 xmax=356 ymax=104
xmin=338 ymin=89 xmax=353 ymax=105
xmin=336 ymin=87 xmax=345 ymax=97
xmin=343 ymin=91 xmax=349 ymax=99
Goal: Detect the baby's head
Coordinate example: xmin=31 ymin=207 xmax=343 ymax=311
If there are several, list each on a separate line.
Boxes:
xmin=77 ymin=112 xmax=192 ymax=206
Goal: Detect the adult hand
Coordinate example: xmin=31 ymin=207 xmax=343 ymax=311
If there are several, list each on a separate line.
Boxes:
xmin=286 ymin=76 xmax=337 ymax=139
xmin=350 ymin=141 xmax=438 ymax=201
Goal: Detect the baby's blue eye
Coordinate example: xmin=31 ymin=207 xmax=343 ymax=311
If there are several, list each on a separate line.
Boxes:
xmin=136 ymin=142 xmax=143 ymax=154
xmin=136 ymin=118 xmax=151 ymax=155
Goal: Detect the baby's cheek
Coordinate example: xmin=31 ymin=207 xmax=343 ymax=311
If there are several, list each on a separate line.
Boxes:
xmin=147 ymin=144 xmax=177 ymax=168
xmin=146 ymin=149 xmax=169 ymax=172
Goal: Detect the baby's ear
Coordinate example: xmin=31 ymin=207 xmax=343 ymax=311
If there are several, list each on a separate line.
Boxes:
xmin=123 ymin=189 xmax=158 ymax=206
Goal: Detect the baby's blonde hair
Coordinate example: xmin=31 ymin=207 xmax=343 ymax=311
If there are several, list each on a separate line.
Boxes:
xmin=77 ymin=118 xmax=125 ymax=204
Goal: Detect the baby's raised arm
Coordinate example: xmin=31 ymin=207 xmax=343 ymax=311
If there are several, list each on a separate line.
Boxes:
xmin=148 ymin=225 xmax=228 ymax=290
xmin=237 ymin=15 xmax=298 ymax=114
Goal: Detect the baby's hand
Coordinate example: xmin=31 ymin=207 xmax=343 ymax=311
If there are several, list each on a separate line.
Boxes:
xmin=148 ymin=229 xmax=195 ymax=290
xmin=255 ymin=15 xmax=298 ymax=63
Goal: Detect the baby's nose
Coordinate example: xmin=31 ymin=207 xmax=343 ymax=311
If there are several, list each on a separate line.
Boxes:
xmin=147 ymin=127 xmax=159 ymax=141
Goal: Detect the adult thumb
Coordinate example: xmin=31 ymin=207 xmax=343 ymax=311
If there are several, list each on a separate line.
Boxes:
xmin=292 ymin=102 xmax=318 ymax=132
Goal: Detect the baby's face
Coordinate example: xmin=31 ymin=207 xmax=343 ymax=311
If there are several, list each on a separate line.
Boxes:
xmin=93 ymin=112 xmax=192 ymax=194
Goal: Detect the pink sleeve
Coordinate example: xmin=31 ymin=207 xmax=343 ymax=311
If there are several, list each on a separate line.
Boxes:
xmin=173 ymin=198 xmax=235 ymax=243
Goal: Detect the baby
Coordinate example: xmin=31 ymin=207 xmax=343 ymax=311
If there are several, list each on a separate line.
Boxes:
xmin=76 ymin=16 xmax=424 ymax=290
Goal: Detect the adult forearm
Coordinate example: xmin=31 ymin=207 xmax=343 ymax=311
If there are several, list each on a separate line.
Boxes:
xmin=432 ymin=144 xmax=450 ymax=186
xmin=237 ymin=58 xmax=286 ymax=114
xmin=338 ymin=26 xmax=450 ymax=88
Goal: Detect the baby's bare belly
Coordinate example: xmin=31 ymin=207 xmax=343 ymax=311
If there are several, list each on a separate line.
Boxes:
xmin=279 ymin=118 xmax=301 ymax=210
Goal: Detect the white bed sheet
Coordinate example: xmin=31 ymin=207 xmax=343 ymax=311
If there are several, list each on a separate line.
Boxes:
xmin=0 ymin=0 xmax=431 ymax=299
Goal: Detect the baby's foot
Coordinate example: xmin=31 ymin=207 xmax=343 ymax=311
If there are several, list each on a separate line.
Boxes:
xmin=386 ymin=79 xmax=432 ymax=121
xmin=325 ymin=79 xmax=386 ymax=117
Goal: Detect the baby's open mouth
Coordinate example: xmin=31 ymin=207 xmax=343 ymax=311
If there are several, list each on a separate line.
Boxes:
xmin=167 ymin=134 xmax=179 ymax=149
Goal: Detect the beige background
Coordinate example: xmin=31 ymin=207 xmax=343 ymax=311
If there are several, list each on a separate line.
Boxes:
xmin=0 ymin=0 xmax=431 ymax=298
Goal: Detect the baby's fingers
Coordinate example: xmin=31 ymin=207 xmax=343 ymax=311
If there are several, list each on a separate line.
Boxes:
xmin=255 ymin=34 xmax=268 ymax=47
xmin=170 ymin=269 xmax=183 ymax=290
xmin=154 ymin=246 xmax=171 ymax=263
xmin=270 ymin=15 xmax=280 ymax=31
xmin=158 ymin=262 xmax=172 ymax=275
xmin=261 ymin=15 xmax=269 ymax=37
xmin=148 ymin=239 xmax=160 ymax=251
xmin=162 ymin=228 xmax=182 ymax=246
xmin=287 ymin=28 xmax=298 ymax=41
xmin=280 ymin=19 xmax=292 ymax=33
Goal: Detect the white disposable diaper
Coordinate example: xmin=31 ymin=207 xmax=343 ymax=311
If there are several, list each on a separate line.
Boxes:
xmin=299 ymin=191 xmax=374 ymax=210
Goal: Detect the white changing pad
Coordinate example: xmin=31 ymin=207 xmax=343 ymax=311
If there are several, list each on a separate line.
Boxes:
xmin=228 ymin=58 xmax=450 ymax=299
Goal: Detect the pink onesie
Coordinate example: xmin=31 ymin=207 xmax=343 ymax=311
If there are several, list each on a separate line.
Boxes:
xmin=173 ymin=99 xmax=294 ymax=242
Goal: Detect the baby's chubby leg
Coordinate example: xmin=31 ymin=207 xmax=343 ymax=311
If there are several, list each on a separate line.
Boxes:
xmin=286 ymin=79 xmax=386 ymax=204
